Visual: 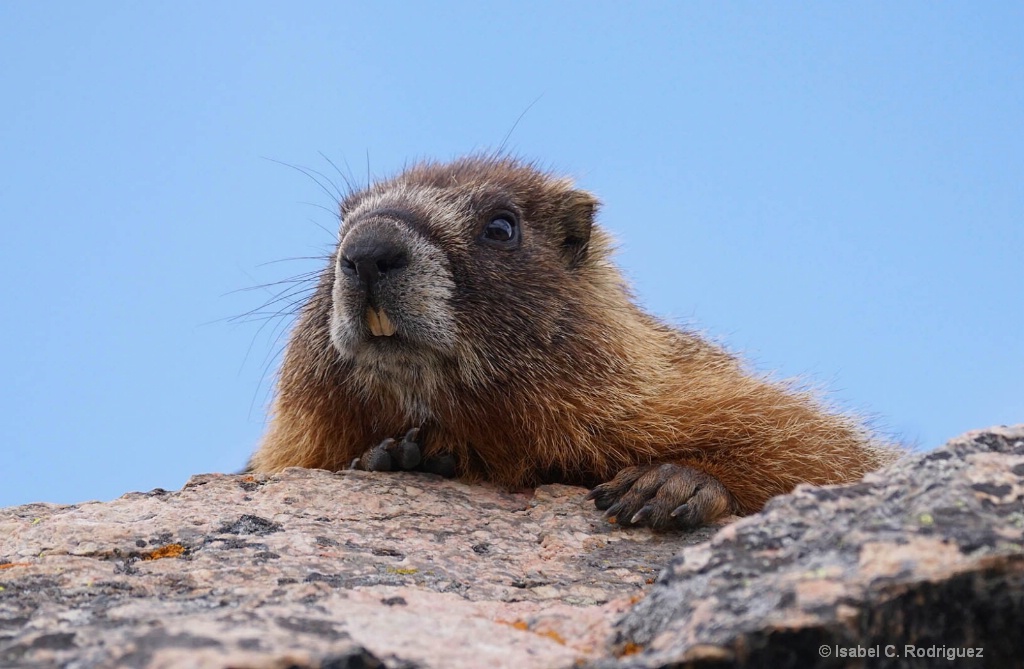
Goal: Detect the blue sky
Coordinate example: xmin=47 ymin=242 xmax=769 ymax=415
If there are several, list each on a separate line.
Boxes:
xmin=2 ymin=3 xmax=1021 ymax=508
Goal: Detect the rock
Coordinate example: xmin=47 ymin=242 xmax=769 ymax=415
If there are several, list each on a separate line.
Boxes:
xmin=598 ymin=425 xmax=1024 ymax=668
xmin=0 ymin=469 xmax=719 ymax=668
xmin=2 ymin=426 xmax=1021 ymax=669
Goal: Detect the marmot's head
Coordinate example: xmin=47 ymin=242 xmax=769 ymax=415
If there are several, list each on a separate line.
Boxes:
xmin=326 ymin=157 xmax=606 ymax=418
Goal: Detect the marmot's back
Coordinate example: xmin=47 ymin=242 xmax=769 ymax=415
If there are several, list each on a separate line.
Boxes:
xmin=249 ymin=156 xmax=898 ymax=529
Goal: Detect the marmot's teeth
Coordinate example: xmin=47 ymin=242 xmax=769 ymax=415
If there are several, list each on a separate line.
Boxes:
xmin=366 ymin=307 xmax=396 ymax=337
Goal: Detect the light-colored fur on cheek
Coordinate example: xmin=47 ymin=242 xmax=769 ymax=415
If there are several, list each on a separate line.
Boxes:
xmin=392 ymin=234 xmax=458 ymax=349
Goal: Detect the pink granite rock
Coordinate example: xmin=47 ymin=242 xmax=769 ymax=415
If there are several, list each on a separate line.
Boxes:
xmin=3 ymin=426 xmax=1022 ymax=669
xmin=0 ymin=469 xmax=718 ymax=668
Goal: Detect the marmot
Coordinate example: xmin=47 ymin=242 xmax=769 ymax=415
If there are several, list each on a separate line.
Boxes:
xmin=248 ymin=155 xmax=897 ymax=530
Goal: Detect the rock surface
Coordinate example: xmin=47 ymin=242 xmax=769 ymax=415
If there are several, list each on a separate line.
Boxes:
xmin=1 ymin=425 xmax=1021 ymax=669
xmin=0 ymin=469 xmax=720 ymax=668
xmin=600 ymin=425 xmax=1024 ymax=668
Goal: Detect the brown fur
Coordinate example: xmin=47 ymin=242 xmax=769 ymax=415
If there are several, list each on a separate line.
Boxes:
xmin=249 ymin=156 xmax=898 ymax=518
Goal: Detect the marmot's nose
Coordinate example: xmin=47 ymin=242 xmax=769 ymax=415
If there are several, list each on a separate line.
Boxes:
xmin=339 ymin=238 xmax=409 ymax=288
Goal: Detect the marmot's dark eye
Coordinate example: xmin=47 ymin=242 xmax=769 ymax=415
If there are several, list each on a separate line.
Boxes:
xmin=480 ymin=214 xmax=520 ymax=248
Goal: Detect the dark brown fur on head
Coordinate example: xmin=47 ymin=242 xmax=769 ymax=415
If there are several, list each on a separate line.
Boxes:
xmin=250 ymin=155 xmax=898 ymax=526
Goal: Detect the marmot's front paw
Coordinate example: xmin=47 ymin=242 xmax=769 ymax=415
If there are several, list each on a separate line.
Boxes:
xmin=586 ymin=463 xmax=735 ymax=530
xmin=349 ymin=428 xmax=457 ymax=478
xmin=352 ymin=428 xmax=422 ymax=472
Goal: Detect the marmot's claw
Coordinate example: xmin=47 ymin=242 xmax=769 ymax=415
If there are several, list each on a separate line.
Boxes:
xmin=589 ymin=463 xmax=735 ymax=530
xmin=587 ymin=468 xmax=645 ymax=511
xmin=630 ymin=504 xmax=655 ymax=525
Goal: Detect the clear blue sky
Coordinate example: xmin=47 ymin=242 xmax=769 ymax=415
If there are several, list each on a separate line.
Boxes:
xmin=2 ymin=3 xmax=1021 ymax=508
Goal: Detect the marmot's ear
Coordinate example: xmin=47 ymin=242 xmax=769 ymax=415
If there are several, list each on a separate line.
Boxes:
xmin=561 ymin=190 xmax=598 ymax=268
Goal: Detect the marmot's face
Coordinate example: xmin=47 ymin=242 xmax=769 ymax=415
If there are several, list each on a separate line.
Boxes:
xmin=327 ymin=158 xmax=598 ymax=411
